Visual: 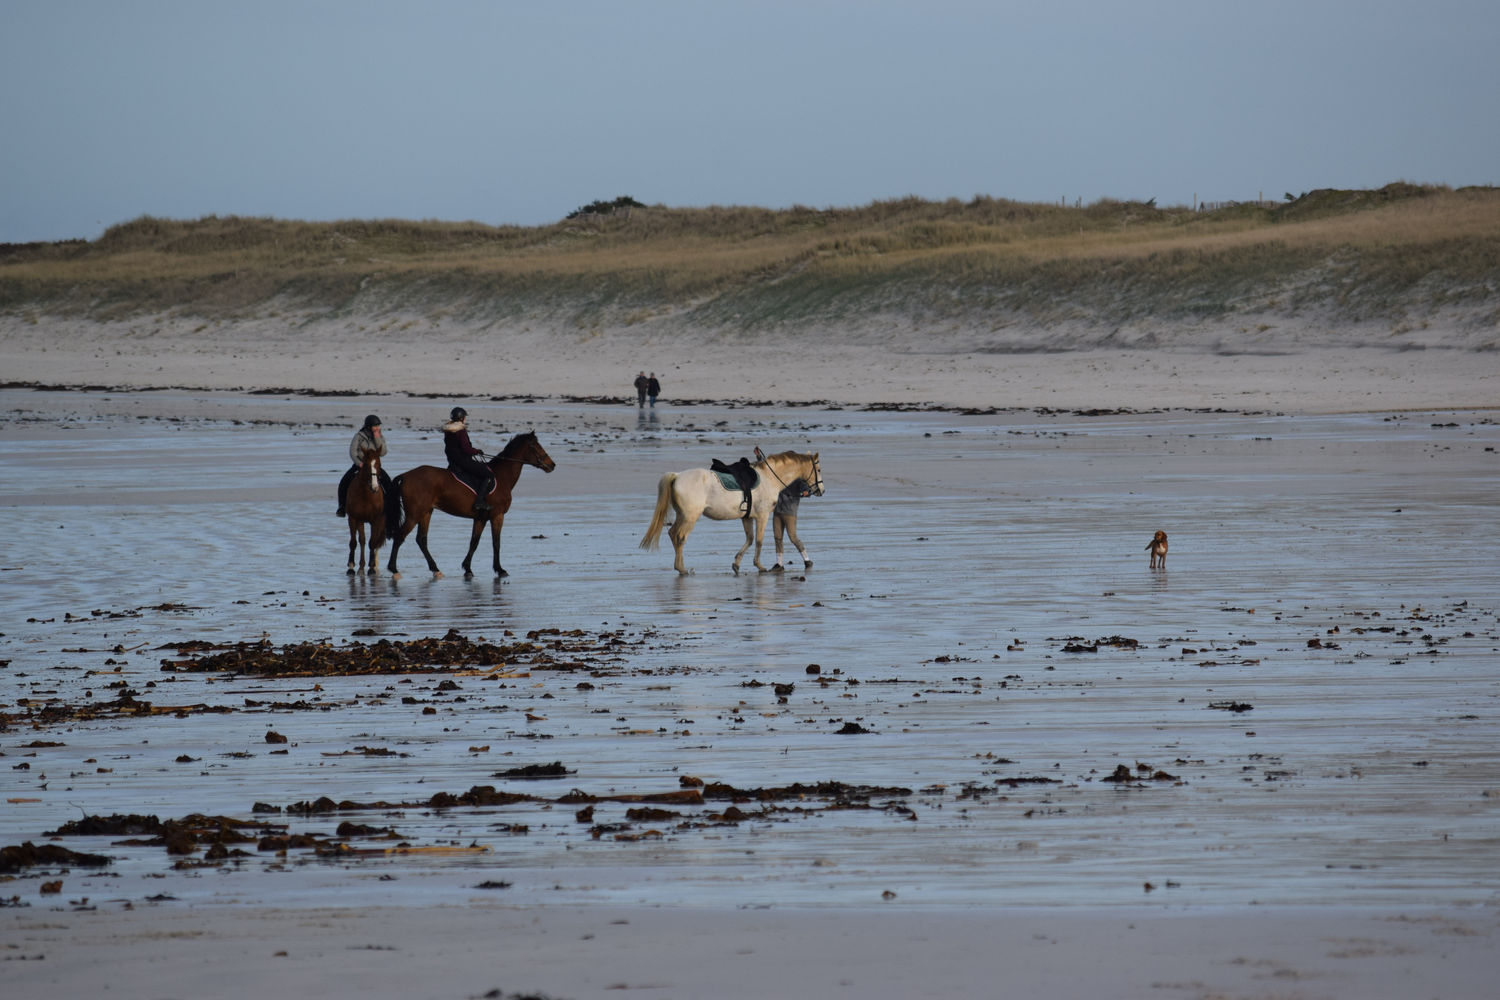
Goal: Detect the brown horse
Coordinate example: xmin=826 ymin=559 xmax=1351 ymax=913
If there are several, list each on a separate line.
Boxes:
xmin=386 ymin=431 xmax=556 ymax=579
xmin=345 ymin=449 xmax=387 ymax=575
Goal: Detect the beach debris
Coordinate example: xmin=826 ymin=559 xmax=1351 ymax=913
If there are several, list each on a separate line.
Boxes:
xmin=1 ymin=841 xmax=113 ymax=874
xmin=1100 ymin=763 xmax=1181 ymax=784
xmin=1059 ymin=635 xmax=1140 ymax=653
xmin=495 ymin=761 xmax=573 ymax=779
xmin=157 ymin=628 xmax=644 ymax=678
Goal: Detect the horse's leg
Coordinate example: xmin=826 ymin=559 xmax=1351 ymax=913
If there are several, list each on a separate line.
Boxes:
xmin=415 ymin=511 xmax=442 ymax=578
xmin=347 ymin=518 xmax=358 ymax=575
xmin=771 ymin=515 xmax=786 ymax=571
xmin=668 ymin=505 xmax=700 ymax=576
xmin=750 ymin=512 xmax=771 ymax=573
xmin=387 ymin=502 xmax=418 ymax=578
xmin=732 ymin=517 xmax=755 ymax=575
xmin=490 ymin=514 xmax=507 ymax=578
xmin=461 ymin=517 xmax=485 ymax=578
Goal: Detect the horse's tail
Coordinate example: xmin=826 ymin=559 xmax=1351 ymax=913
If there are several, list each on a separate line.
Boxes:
xmin=380 ymin=474 xmax=404 ymax=547
xmin=639 ymin=472 xmax=676 ymax=550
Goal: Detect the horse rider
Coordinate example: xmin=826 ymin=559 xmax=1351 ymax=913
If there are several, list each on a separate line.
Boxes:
xmin=336 ymin=414 xmax=393 ymax=517
xmin=443 ymin=406 xmax=495 ymax=516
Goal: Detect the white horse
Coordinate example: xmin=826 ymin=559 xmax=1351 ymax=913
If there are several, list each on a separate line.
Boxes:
xmin=640 ymin=451 xmax=823 ymax=575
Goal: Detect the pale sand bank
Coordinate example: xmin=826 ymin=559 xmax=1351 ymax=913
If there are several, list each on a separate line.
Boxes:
xmin=2 ymin=314 xmax=1495 ymax=413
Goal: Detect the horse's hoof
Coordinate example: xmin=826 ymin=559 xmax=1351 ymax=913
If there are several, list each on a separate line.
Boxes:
xmin=464 ymin=570 xmax=475 ymax=579
xmin=731 ymin=565 xmax=740 ymax=576
xmin=432 ymin=571 xmax=444 ymax=580
xmin=346 ymin=568 xmax=355 ymax=576
xmin=390 ymin=571 xmax=402 ymax=581
xmin=770 ymin=564 xmax=784 ymax=573
xmin=497 ymin=569 xmax=509 ymax=579
xmin=803 ymin=561 xmax=813 ymax=570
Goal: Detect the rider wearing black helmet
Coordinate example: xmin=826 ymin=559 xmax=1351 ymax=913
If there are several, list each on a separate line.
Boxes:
xmin=336 ymin=414 xmax=393 ymax=517
xmin=443 ymin=406 xmax=495 ymax=516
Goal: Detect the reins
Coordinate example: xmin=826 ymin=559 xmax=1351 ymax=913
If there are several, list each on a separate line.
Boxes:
xmin=757 ymin=452 xmax=822 ymax=496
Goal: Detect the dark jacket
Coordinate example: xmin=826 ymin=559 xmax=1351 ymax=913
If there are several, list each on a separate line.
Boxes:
xmin=775 ymin=478 xmax=810 ymax=517
xmin=443 ymin=420 xmax=484 ymax=466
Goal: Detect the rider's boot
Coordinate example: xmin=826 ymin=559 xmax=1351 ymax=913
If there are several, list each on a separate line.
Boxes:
xmin=472 ymin=480 xmax=494 ymax=516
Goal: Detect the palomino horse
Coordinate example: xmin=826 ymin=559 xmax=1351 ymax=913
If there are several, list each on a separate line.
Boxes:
xmin=345 ymin=449 xmax=387 ymax=576
xmin=640 ymin=450 xmax=823 ymax=575
xmin=386 ymin=431 xmax=556 ymax=579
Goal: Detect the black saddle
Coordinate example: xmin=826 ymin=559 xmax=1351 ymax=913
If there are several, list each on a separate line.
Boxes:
xmin=711 ymin=458 xmax=759 ymax=516
xmin=448 ymin=462 xmax=494 ymax=497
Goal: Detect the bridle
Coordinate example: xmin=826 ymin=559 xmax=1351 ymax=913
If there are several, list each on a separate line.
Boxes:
xmin=760 ymin=452 xmax=823 ymax=497
xmin=487 ymin=432 xmax=544 ymax=466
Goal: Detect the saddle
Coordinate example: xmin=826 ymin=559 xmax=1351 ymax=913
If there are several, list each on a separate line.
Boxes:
xmin=447 ymin=465 xmax=490 ymax=497
xmin=710 ymin=458 xmax=759 ymax=516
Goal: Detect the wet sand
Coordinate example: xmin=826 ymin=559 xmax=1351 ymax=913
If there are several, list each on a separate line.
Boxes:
xmin=2 ymin=385 xmax=1499 ymax=998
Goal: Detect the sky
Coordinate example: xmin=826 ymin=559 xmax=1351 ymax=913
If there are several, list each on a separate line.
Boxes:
xmin=3 ymin=0 xmax=1497 ymax=243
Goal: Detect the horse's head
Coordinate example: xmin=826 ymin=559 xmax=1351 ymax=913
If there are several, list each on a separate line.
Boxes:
xmin=765 ymin=450 xmax=823 ymax=496
xmin=358 ymin=448 xmax=381 ymax=472
xmin=505 ymin=431 xmax=556 ymax=473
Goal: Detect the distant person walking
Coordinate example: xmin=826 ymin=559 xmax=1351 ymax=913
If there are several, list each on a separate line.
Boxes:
xmin=634 ymin=371 xmax=649 ymax=407
xmin=647 ymin=372 xmax=661 ymax=407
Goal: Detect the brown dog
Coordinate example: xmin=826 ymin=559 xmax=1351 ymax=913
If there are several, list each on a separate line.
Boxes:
xmin=1146 ymin=530 xmax=1168 ymax=568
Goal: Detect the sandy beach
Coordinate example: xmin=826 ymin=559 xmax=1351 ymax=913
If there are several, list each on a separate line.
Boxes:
xmin=3 ymin=316 xmax=1499 ymax=999
xmin=2 ymin=311 xmax=1496 ymax=413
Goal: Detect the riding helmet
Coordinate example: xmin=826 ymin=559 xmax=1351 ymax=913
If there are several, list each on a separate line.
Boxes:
xmin=363 ymin=414 xmax=381 ymax=428
xmin=450 ymin=406 xmax=467 ymax=421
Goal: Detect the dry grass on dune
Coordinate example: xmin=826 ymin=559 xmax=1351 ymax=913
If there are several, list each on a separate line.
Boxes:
xmin=1 ymin=183 xmax=1497 ymax=330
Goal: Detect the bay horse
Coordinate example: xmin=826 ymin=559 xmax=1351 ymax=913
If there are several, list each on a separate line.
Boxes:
xmin=639 ymin=450 xmax=823 ymax=575
xmin=345 ymin=449 xmax=386 ymax=576
xmin=386 ymin=431 xmax=556 ymax=579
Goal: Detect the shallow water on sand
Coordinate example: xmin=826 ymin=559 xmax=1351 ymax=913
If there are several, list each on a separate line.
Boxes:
xmin=2 ymin=390 xmax=1498 ymax=910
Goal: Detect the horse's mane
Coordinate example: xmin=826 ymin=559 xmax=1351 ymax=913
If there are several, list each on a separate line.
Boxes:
xmin=760 ymin=450 xmax=813 ymax=463
xmin=497 ymin=431 xmax=537 ymax=455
